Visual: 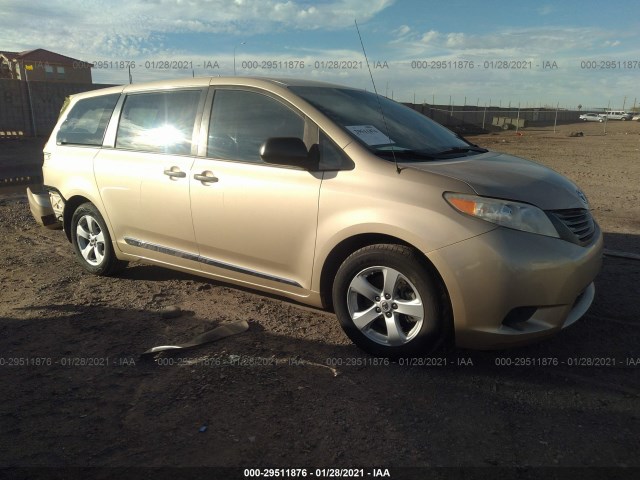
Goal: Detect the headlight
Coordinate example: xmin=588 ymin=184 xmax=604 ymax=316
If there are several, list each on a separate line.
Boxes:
xmin=444 ymin=193 xmax=559 ymax=238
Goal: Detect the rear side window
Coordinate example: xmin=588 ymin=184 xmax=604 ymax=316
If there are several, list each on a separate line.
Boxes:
xmin=116 ymin=90 xmax=201 ymax=155
xmin=56 ymin=94 xmax=119 ymax=146
xmin=207 ymin=90 xmax=304 ymax=163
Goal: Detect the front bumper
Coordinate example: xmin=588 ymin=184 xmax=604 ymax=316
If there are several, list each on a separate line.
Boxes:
xmin=26 ymin=186 xmax=63 ymax=230
xmin=428 ymin=225 xmax=603 ymax=349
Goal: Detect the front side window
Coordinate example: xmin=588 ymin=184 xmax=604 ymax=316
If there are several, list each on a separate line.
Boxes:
xmin=207 ymin=89 xmax=304 ymax=163
xmin=116 ymin=90 xmax=201 ymax=155
xmin=318 ymin=131 xmax=352 ymax=170
xmin=56 ymin=93 xmax=120 ymax=146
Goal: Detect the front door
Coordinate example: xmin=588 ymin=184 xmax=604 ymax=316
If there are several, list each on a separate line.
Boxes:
xmin=189 ymin=88 xmax=322 ymax=294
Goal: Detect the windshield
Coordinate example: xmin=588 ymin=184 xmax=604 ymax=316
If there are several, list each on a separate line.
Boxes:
xmin=289 ymin=86 xmax=480 ymax=161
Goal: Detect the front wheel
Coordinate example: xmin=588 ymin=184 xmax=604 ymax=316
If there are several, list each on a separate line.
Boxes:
xmin=332 ymin=244 xmax=443 ymax=358
xmin=71 ymin=203 xmax=127 ymax=275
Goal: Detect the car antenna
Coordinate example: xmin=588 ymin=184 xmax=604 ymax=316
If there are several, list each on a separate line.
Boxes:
xmin=355 ymin=19 xmax=401 ymax=174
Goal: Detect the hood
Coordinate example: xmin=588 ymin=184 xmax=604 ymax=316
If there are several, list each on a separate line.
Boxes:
xmin=402 ymin=152 xmax=590 ymax=211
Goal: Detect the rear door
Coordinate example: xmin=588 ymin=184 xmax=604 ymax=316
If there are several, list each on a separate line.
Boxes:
xmin=95 ymin=88 xmax=206 ymax=259
xmin=189 ymin=87 xmax=322 ymax=293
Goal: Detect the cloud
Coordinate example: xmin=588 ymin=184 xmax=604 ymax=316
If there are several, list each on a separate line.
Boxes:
xmin=0 ymin=0 xmax=395 ymax=58
xmin=537 ymin=5 xmax=554 ymax=16
xmin=420 ymin=30 xmax=439 ymax=44
xmin=393 ymin=26 xmax=634 ymax=57
xmin=393 ymin=25 xmax=411 ymax=38
xmin=445 ymin=32 xmax=465 ymax=48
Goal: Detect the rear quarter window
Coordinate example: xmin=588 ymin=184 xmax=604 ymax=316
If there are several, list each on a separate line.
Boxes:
xmin=56 ymin=94 xmax=120 ymax=146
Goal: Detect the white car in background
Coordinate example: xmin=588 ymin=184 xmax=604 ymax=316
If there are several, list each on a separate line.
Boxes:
xmin=632 ymin=113 xmax=640 ymax=121
xmin=600 ymin=111 xmax=632 ymax=121
xmin=579 ymin=113 xmax=603 ymax=122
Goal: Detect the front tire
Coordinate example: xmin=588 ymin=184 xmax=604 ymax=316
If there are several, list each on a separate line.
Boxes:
xmin=332 ymin=244 xmax=443 ymax=358
xmin=71 ymin=203 xmax=127 ymax=275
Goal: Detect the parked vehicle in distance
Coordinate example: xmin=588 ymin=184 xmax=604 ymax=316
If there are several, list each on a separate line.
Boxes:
xmin=579 ymin=113 xmax=604 ymax=122
xmin=632 ymin=113 xmax=640 ymax=121
xmin=600 ymin=111 xmax=632 ymax=121
xmin=27 ymin=77 xmax=603 ymax=357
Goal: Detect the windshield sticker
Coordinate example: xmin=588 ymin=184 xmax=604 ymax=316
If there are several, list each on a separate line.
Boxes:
xmin=345 ymin=125 xmax=394 ymax=146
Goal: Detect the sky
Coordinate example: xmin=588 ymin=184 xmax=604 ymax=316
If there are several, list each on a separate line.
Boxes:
xmin=1 ymin=0 xmax=640 ymax=109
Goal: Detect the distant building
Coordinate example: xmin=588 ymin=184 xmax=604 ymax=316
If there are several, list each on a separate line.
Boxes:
xmin=0 ymin=48 xmax=93 ymax=83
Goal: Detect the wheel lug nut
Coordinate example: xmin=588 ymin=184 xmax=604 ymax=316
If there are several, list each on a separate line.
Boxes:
xmin=375 ymin=307 xmax=381 ymax=313
xmin=392 ymin=303 xmax=398 ymax=309
xmin=385 ymin=312 xmax=392 ymax=317
xmin=375 ymin=296 xmax=380 ymax=301
xmin=384 ymin=293 xmax=391 ymax=300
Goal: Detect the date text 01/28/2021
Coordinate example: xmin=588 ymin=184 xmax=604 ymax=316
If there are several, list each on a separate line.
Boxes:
xmin=243 ymin=468 xmax=391 ymax=478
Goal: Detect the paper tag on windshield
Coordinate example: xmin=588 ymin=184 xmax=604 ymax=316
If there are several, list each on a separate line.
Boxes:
xmin=345 ymin=125 xmax=394 ymax=146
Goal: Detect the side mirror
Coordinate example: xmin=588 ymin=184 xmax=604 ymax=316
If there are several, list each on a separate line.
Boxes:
xmin=260 ymin=137 xmax=309 ymax=167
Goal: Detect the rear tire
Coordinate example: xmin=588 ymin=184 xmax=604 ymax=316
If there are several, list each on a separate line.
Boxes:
xmin=71 ymin=203 xmax=128 ymax=276
xmin=332 ymin=244 xmax=443 ymax=358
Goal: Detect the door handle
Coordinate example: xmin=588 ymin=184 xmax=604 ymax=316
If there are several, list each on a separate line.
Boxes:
xmin=194 ymin=171 xmax=219 ymax=184
xmin=164 ymin=167 xmax=186 ymax=178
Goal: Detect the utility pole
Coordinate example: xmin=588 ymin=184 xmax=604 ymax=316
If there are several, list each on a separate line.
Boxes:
xmin=23 ymin=61 xmax=37 ymax=136
xmin=233 ymin=42 xmax=246 ymax=75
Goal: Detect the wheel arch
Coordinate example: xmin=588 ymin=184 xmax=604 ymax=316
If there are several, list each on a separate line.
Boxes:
xmin=63 ymin=195 xmax=97 ymax=242
xmin=319 ymin=234 xmax=453 ymax=336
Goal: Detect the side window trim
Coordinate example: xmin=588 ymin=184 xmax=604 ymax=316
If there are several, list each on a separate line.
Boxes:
xmin=190 ymin=88 xmax=208 ymax=156
xmin=102 ymin=93 xmax=126 ymax=148
xmin=196 ymin=87 xmax=215 ymax=157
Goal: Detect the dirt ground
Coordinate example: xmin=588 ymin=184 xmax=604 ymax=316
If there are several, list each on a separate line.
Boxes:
xmin=0 ymin=122 xmax=639 ymax=479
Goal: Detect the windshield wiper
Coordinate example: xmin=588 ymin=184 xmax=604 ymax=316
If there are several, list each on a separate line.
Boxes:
xmin=433 ymin=146 xmax=488 ymax=157
xmin=374 ymin=146 xmax=488 ymax=162
xmin=374 ymin=149 xmax=436 ymax=160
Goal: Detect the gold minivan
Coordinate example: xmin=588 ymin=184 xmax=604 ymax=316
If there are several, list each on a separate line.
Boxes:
xmin=28 ymin=77 xmax=603 ymax=357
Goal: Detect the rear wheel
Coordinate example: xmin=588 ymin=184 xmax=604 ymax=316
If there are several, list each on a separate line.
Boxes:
xmin=71 ymin=203 xmax=127 ymax=275
xmin=332 ymin=244 xmax=443 ymax=358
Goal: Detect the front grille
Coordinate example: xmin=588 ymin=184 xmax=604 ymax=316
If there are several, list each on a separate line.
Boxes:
xmin=548 ymin=208 xmax=596 ymax=246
